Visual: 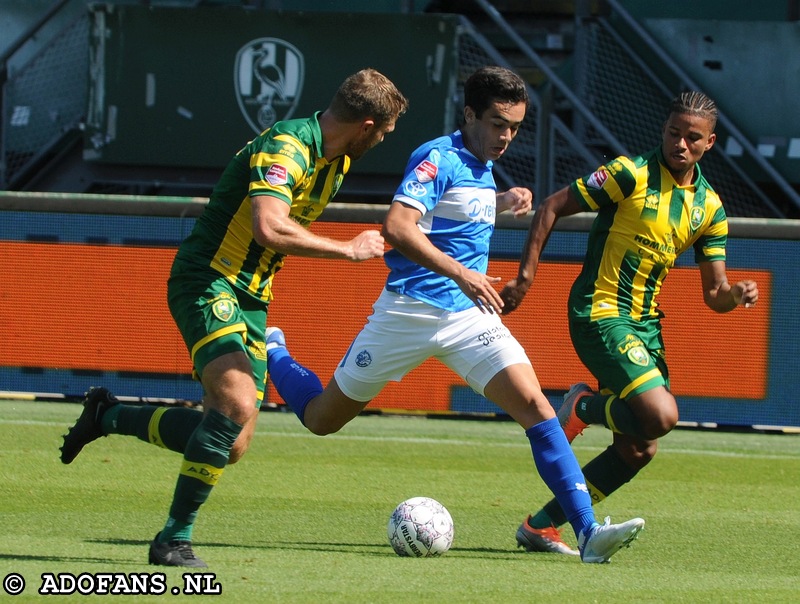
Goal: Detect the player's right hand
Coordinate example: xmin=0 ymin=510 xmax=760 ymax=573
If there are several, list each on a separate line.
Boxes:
xmin=733 ymin=279 xmax=759 ymax=308
xmin=348 ymin=229 xmax=385 ymax=261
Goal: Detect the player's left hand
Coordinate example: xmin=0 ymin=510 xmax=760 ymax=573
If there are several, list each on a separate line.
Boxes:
xmin=497 ymin=187 xmax=532 ymax=217
xmin=733 ymin=279 xmax=759 ymax=308
xmin=455 ymin=269 xmax=505 ymax=314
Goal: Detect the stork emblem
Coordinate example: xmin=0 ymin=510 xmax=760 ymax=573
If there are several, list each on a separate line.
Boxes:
xmin=234 ymin=38 xmax=305 ymax=134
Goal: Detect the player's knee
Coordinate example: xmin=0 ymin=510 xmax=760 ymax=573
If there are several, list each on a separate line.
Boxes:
xmin=641 ymin=406 xmax=679 ymax=439
xmin=617 ymin=440 xmax=658 ymax=470
xmin=635 ymin=390 xmax=679 ymax=439
xmin=226 ymin=410 xmax=258 ymax=464
xmin=303 ymin=417 xmax=342 ymax=436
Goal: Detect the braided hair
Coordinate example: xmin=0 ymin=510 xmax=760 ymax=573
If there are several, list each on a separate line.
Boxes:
xmin=669 ymin=91 xmax=718 ymax=131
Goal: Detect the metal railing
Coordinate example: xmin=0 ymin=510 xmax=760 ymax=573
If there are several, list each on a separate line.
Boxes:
xmin=3 ymin=0 xmax=797 ymax=220
xmin=4 ymin=189 xmax=799 ymax=239
xmin=603 ymin=0 xmax=799 ymax=216
xmin=452 ymin=15 xmax=604 ymax=206
xmin=0 ymin=0 xmax=88 ymax=189
xmin=461 ymin=0 xmax=796 ymax=218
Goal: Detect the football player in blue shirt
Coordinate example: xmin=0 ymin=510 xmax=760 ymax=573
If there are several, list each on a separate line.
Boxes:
xmin=267 ymin=66 xmax=645 ymax=563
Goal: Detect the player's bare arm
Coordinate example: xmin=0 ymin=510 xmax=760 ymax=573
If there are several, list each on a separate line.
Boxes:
xmin=252 ymin=195 xmax=384 ymax=261
xmin=382 ymin=201 xmax=504 ymax=314
xmin=500 ymin=186 xmax=581 ymax=314
xmin=699 ymin=261 xmax=759 ymax=312
xmin=496 ymin=187 xmax=533 ymax=217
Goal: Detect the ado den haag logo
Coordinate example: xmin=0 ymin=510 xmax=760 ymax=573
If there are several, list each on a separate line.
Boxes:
xmin=235 ymin=38 xmax=305 ymax=134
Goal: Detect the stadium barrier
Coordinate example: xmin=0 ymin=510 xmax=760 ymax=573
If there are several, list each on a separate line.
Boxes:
xmin=1 ymin=191 xmax=798 ymax=429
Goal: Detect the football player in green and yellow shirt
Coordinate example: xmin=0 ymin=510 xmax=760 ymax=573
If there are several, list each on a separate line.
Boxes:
xmin=502 ymin=91 xmax=759 ymax=555
xmin=60 ymin=69 xmax=408 ymax=567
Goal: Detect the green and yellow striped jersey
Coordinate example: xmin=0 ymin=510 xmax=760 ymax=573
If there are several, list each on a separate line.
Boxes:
xmin=569 ymin=147 xmax=727 ymax=321
xmin=172 ymin=112 xmax=348 ymax=302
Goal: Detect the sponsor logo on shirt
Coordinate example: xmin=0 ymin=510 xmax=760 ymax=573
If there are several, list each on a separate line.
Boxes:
xmin=477 ymin=325 xmax=512 ymax=346
xmin=644 ymin=193 xmax=659 ymax=210
xmin=414 ymin=160 xmax=438 ymax=183
xmin=278 ymin=143 xmax=298 ymax=159
xmin=403 ymin=180 xmax=427 ymax=198
xmin=265 ymin=164 xmax=288 ymax=186
xmin=467 ymin=197 xmax=496 ymax=222
xmin=586 ymin=168 xmax=608 ymax=189
xmin=249 ymin=341 xmax=266 ymax=361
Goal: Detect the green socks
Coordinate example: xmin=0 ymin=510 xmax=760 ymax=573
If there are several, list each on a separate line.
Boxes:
xmin=577 ymin=392 xmax=645 ymax=437
xmin=101 ymin=404 xmax=203 ymax=453
xmin=160 ymin=408 xmax=243 ymax=542
xmin=102 ymin=403 xmax=245 ymax=543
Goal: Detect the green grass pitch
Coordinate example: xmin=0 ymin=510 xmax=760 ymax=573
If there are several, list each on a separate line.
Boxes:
xmin=1 ymin=400 xmax=799 ymax=603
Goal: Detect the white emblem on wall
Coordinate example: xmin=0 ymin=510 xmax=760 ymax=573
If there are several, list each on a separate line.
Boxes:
xmin=234 ymin=38 xmax=305 ymax=134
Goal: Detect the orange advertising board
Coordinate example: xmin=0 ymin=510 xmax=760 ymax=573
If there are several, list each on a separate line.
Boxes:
xmin=0 ymin=222 xmax=769 ymax=411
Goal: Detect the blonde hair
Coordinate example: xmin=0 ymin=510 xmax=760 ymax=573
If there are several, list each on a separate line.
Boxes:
xmin=329 ymin=68 xmax=409 ymax=126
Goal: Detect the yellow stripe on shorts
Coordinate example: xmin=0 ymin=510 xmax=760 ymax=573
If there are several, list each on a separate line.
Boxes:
xmin=189 ymin=323 xmax=247 ymax=365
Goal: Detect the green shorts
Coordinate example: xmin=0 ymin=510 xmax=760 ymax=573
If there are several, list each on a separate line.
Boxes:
xmin=167 ymin=267 xmax=267 ymax=406
xmin=569 ymin=315 xmax=669 ymax=400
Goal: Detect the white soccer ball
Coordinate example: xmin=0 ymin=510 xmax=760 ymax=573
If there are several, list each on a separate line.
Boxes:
xmin=387 ymin=496 xmax=454 ymax=557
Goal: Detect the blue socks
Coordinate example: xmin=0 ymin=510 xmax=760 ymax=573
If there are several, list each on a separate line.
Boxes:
xmin=526 ymin=417 xmax=597 ymax=540
xmin=267 ymin=347 xmax=323 ymax=425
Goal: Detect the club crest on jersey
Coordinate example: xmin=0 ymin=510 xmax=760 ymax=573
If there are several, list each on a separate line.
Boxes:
xmin=586 ymin=168 xmax=608 ymax=189
xmin=690 ymin=207 xmax=706 ymax=230
xmin=414 ymin=159 xmax=438 ymax=183
xmin=355 ymin=350 xmax=372 ymax=368
xmin=618 ymin=334 xmax=649 ymax=366
xmin=212 ymin=299 xmax=236 ymax=322
xmin=332 ymin=174 xmax=344 ymax=196
xmin=265 ymin=164 xmax=288 ymax=186
xmin=626 ymin=346 xmax=650 ymax=367
xmin=234 ymin=38 xmax=305 ymax=134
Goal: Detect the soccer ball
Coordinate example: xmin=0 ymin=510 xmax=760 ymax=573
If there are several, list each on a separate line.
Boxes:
xmin=387 ymin=496 xmax=454 ymax=557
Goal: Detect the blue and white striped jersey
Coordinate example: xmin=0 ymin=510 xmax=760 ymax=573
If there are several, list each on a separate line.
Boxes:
xmin=384 ymin=131 xmax=497 ymax=312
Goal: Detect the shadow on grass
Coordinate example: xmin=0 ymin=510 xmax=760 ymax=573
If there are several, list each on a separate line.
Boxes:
xmin=0 ymin=539 xmax=571 ymax=566
xmin=1 ymin=538 xmax=566 ymax=565
xmin=85 ymin=538 xmax=560 ymax=560
xmin=265 ymin=541 xmax=555 ymax=560
xmin=0 ymin=553 xmax=133 ymax=564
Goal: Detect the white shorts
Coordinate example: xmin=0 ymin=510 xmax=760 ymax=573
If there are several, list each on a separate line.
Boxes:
xmin=333 ymin=289 xmax=531 ymax=402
